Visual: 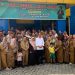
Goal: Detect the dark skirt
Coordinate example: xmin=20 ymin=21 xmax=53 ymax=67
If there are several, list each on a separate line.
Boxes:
xmin=29 ymin=52 xmax=36 ymax=65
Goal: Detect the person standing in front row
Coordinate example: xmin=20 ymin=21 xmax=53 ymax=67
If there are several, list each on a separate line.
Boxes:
xmin=45 ymin=36 xmax=51 ymax=63
xmin=16 ymin=49 xmax=23 ymax=67
xmin=35 ymin=32 xmax=44 ymax=64
xmin=63 ymin=36 xmax=69 ymax=64
xmin=48 ymin=43 xmax=56 ymax=63
xmin=56 ymin=37 xmax=63 ymax=63
xmin=8 ymin=32 xmax=17 ymax=69
xmin=69 ymin=35 xmax=74 ymax=64
xmin=0 ymin=31 xmax=3 ymax=70
xmin=0 ymin=37 xmax=10 ymax=70
xmin=20 ymin=36 xmax=29 ymax=66
xmin=29 ymin=37 xmax=36 ymax=65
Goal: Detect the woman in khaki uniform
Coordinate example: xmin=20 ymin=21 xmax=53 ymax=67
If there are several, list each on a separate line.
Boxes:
xmin=45 ymin=36 xmax=51 ymax=63
xmin=69 ymin=35 xmax=74 ymax=64
xmin=73 ymin=35 xmax=75 ymax=63
xmin=63 ymin=36 xmax=69 ymax=63
xmin=7 ymin=33 xmax=17 ymax=68
xmin=20 ymin=36 xmax=29 ymax=66
xmin=0 ymin=31 xmax=4 ymax=70
xmin=0 ymin=47 xmax=1 ymax=70
xmin=0 ymin=37 xmax=9 ymax=70
xmin=56 ymin=38 xmax=63 ymax=63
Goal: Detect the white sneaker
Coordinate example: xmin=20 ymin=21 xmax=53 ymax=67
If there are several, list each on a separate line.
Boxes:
xmin=5 ymin=67 xmax=11 ymax=71
xmin=69 ymin=63 xmax=72 ymax=64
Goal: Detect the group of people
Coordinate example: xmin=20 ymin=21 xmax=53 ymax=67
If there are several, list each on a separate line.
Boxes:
xmin=0 ymin=29 xmax=75 ymax=71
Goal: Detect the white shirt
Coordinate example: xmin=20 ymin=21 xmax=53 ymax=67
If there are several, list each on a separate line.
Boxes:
xmin=6 ymin=34 xmax=12 ymax=43
xmin=10 ymin=38 xmax=15 ymax=46
xmin=17 ymin=52 xmax=23 ymax=61
xmin=30 ymin=40 xmax=36 ymax=50
xmin=55 ymin=33 xmax=58 ymax=38
xmin=35 ymin=37 xmax=44 ymax=50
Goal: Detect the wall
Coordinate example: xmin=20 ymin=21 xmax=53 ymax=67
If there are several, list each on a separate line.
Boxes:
xmin=70 ymin=6 xmax=75 ymax=34
xmin=0 ymin=19 xmax=66 ymax=33
xmin=9 ymin=20 xmax=41 ymax=30
xmin=0 ymin=19 xmax=8 ymax=33
xmin=56 ymin=20 xmax=66 ymax=33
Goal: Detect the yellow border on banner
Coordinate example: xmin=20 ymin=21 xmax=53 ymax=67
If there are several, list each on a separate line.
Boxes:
xmin=7 ymin=0 xmax=75 ymax=4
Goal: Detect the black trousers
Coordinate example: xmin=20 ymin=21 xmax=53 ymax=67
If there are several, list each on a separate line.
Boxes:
xmin=17 ymin=61 xmax=23 ymax=67
xmin=29 ymin=52 xmax=36 ymax=65
xmin=36 ymin=50 xmax=44 ymax=64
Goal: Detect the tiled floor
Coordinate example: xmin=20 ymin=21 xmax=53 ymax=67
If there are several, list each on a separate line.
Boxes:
xmin=0 ymin=64 xmax=75 ymax=75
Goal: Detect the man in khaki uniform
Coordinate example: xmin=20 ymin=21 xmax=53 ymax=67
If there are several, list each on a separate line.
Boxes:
xmin=20 ymin=36 xmax=29 ymax=66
